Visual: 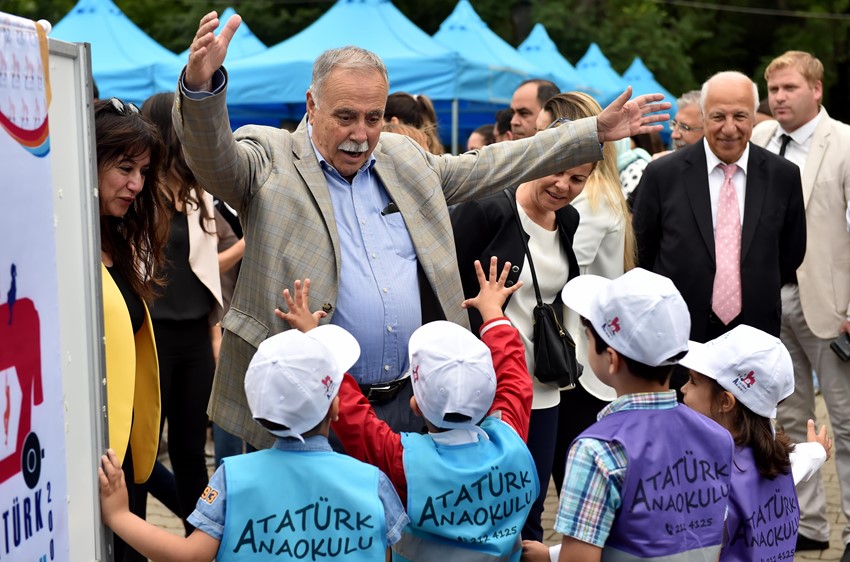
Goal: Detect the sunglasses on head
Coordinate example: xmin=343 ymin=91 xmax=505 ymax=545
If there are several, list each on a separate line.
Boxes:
xmin=546 ymin=116 xmax=573 ymax=130
xmin=98 ymin=97 xmax=140 ymax=116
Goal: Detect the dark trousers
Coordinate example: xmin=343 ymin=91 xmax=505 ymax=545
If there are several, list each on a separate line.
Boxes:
xmin=149 ymin=317 xmax=215 ymax=533
xmin=552 ymin=384 xmax=610 ymax=495
xmin=112 ymin=446 xmax=146 ymax=562
xmin=521 ymin=405 xmax=559 ymax=542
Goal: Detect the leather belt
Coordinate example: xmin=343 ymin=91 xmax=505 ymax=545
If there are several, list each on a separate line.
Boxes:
xmin=359 ymin=376 xmax=410 ymax=405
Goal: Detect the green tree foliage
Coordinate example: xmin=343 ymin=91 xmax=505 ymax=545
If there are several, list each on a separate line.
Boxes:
xmin=4 ymin=0 xmax=849 ymax=119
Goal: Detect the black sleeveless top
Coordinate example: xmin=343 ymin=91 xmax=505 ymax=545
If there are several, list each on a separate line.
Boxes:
xmin=107 ymin=265 xmax=145 ymax=334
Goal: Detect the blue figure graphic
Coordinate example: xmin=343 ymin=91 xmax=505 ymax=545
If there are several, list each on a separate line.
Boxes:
xmin=6 ymin=264 xmax=16 ymax=325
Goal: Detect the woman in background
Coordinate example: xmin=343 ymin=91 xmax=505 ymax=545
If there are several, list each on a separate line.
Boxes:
xmin=450 ymin=92 xmax=599 ymax=541
xmin=384 ymin=91 xmax=445 ymax=154
xmin=550 ymin=92 xmax=637 ymax=495
xmin=141 ymin=92 xmax=223 ymax=533
xmin=96 ymin=97 xmax=168 ymax=561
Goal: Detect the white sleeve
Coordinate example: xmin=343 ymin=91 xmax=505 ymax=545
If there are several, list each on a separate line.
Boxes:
xmin=846 ymin=200 xmax=850 ymax=232
xmin=791 ymin=441 xmax=827 ymax=485
xmin=549 ymin=544 xmax=561 ymax=562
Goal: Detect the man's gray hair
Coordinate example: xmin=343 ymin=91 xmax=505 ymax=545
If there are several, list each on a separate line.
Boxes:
xmin=676 ymin=90 xmax=701 ymax=111
xmin=310 ymin=46 xmax=389 ymax=106
xmin=700 ymin=71 xmax=759 ymax=114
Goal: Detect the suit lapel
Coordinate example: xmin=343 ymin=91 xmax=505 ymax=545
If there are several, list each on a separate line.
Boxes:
xmin=684 ymin=143 xmax=716 ymax=261
xmin=802 ymin=110 xmax=831 ymax=207
xmin=741 ymin=144 xmax=767 ymax=260
xmin=291 ymin=118 xmax=341 ymax=265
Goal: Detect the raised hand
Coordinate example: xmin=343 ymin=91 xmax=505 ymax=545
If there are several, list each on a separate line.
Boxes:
xmin=597 ymin=87 xmax=672 ymax=142
xmin=275 ymin=278 xmax=326 ymax=333
xmin=807 ymin=418 xmax=833 ymax=461
xmin=185 ymin=11 xmax=242 ymax=91
xmin=461 ymin=257 xmax=522 ymax=323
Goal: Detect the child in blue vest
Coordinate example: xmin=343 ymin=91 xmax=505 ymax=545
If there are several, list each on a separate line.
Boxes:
xmin=522 ymin=268 xmax=736 ymax=562
xmin=680 ymin=324 xmax=830 ymax=562
xmin=278 ymin=258 xmax=540 ymax=561
xmin=98 ymin=325 xmax=408 ymax=562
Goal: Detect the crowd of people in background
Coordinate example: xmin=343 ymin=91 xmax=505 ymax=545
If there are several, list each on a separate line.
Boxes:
xmin=89 ymin=9 xmax=850 ymax=562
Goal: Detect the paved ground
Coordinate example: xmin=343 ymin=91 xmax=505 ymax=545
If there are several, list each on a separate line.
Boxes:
xmin=149 ymin=395 xmax=846 ymax=560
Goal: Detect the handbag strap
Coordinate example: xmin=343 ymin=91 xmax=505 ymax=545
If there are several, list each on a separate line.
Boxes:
xmin=503 ymin=189 xmax=544 ymax=307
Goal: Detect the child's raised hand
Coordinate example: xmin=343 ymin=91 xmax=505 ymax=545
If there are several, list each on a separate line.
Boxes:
xmin=98 ymin=448 xmax=129 ymax=526
xmin=461 ymin=257 xmax=522 ymax=323
xmin=275 ymin=279 xmax=325 ymax=332
xmin=807 ymin=419 xmax=832 ymax=461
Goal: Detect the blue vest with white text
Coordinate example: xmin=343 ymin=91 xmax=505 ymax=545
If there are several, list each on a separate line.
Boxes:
xmin=217 ymin=448 xmax=388 ymax=562
xmin=394 ymin=417 xmax=538 ymax=562
xmin=723 ymin=445 xmax=798 ymax=562
xmin=579 ymin=404 xmax=734 ymax=562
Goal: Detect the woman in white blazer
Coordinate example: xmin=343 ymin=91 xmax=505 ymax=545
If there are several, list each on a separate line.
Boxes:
xmin=141 ymin=93 xmax=223 ymax=532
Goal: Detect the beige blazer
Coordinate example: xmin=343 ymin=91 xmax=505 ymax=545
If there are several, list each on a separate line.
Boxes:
xmin=173 ymin=75 xmax=603 ymax=447
xmin=752 ymin=108 xmax=850 ymax=338
xmin=184 ymin=188 xmax=223 ymax=326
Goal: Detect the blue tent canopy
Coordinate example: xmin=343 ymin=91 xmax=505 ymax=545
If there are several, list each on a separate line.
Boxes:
xmin=225 ymin=0 xmax=458 ymax=106
xmin=179 ymin=8 xmax=266 ymax=62
xmin=432 ymin=0 xmax=560 ymax=104
xmin=52 ymin=0 xmax=181 ymax=103
xmin=518 ymin=24 xmax=589 ymax=94
xmin=575 ymin=43 xmax=627 ymax=106
xmin=623 ymin=57 xmax=677 ymax=142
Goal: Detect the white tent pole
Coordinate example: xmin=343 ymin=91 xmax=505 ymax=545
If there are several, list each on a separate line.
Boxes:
xmin=451 ymin=98 xmax=459 ymax=154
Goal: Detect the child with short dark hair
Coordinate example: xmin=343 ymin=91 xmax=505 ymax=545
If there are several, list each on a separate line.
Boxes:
xmin=278 ymin=258 xmax=539 ymax=561
xmin=523 ymin=268 xmax=735 ymax=562
xmin=99 ymin=325 xmax=408 ymax=562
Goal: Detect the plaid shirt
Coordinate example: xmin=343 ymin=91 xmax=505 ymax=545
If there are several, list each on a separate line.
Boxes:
xmin=554 ymin=390 xmax=678 ymax=547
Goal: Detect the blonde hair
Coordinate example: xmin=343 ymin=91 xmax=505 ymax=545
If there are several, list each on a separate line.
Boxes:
xmin=542 ymin=92 xmax=637 ymax=270
xmin=765 ymin=51 xmax=824 ymax=87
xmin=382 ymin=122 xmax=430 ymax=151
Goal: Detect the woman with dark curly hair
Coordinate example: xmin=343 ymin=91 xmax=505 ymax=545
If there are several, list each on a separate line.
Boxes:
xmin=96 ymin=97 xmax=169 ymax=561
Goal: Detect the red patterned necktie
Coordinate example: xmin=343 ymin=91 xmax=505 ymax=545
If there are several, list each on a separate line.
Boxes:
xmin=712 ymin=163 xmax=742 ymax=325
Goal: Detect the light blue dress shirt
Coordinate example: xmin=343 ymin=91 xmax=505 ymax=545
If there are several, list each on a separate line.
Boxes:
xmin=307 ymin=124 xmax=421 ymax=385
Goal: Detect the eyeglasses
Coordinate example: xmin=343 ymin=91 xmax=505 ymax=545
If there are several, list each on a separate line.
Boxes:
xmin=98 ymin=97 xmax=140 ymax=116
xmin=670 ymin=119 xmax=702 ymax=133
xmin=547 ymin=117 xmax=573 ymax=130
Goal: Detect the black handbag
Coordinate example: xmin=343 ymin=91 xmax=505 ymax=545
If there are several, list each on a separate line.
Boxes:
xmin=505 ymin=190 xmax=582 ymax=389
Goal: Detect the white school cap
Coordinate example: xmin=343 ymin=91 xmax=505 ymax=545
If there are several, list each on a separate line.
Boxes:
xmin=408 ymin=321 xmax=496 ymax=434
xmin=244 ymin=325 xmax=360 ymax=442
xmin=561 ymin=268 xmax=690 ymax=366
xmin=679 ymin=325 xmax=794 ymax=419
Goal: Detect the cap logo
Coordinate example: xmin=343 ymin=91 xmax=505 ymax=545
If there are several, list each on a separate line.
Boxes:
xmin=602 ymin=316 xmax=621 ymax=338
xmin=321 ymin=375 xmax=335 ymax=399
xmin=412 ymin=364 xmax=420 ymax=382
xmin=732 ymin=370 xmax=756 ymax=393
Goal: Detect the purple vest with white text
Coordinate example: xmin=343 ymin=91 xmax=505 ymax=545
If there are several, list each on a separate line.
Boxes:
xmin=578 ymin=404 xmax=734 ymax=561
xmin=722 ymin=446 xmax=798 ymax=562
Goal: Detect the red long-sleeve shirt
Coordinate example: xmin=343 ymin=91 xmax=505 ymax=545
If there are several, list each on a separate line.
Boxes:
xmin=331 ymin=317 xmax=533 ymax=505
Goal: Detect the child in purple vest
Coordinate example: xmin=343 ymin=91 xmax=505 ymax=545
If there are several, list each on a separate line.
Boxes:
xmin=680 ymin=324 xmax=831 ymax=562
xmin=522 ymin=268 xmax=735 ymax=562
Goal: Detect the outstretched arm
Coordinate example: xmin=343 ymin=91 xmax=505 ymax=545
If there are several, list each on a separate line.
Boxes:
xmin=596 ymin=87 xmax=671 ymax=142
xmin=185 ymin=11 xmax=241 ymax=92
xmin=99 ymin=450 xmax=219 ymax=562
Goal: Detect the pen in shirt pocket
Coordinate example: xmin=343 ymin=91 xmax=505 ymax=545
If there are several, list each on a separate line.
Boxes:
xmin=381 ymin=201 xmax=400 ymax=216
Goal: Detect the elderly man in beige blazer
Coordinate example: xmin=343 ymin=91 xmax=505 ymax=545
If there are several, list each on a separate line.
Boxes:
xmin=752 ymin=51 xmax=850 ymax=558
xmin=173 ymin=11 xmax=670 ymax=449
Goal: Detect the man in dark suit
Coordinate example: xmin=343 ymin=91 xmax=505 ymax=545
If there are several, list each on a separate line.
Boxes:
xmin=633 ymin=71 xmax=806 ymax=344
